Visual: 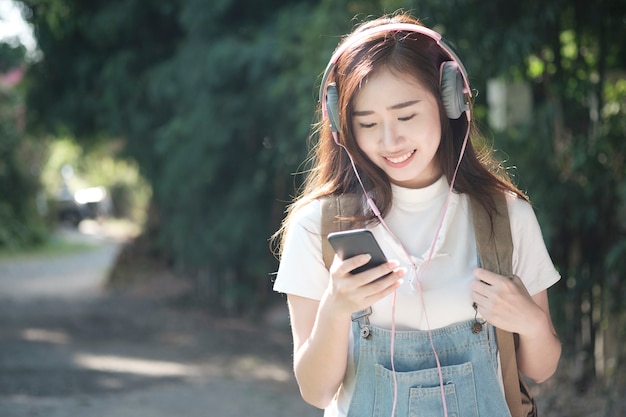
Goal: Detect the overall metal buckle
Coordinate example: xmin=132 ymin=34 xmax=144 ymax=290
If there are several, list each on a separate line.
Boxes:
xmin=351 ymin=306 xmax=373 ymax=339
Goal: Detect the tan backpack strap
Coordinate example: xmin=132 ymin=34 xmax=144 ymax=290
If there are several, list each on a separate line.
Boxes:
xmin=470 ymin=193 xmax=533 ymax=417
xmin=320 ymin=194 xmax=361 ymax=270
xmin=471 ymin=193 xmax=513 ymax=276
xmin=321 ymin=196 xmax=340 ymax=270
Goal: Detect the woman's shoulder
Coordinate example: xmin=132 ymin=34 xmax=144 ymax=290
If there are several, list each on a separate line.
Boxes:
xmin=288 ymin=198 xmax=323 ymax=234
xmin=503 ymin=193 xmax=560 ymax=293
xmin=504 ymin=192 xmax=536 ymax=221
xmin=504 ymin=192 xmax=549 ymax=250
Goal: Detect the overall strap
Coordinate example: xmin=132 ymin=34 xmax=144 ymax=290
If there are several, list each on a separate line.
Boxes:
xmin=470 ymin=193 xmax=534 ymax=417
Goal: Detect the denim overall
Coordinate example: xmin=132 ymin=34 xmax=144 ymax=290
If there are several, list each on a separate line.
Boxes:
xmin=347 ymin=310 xmax=512 ymax=417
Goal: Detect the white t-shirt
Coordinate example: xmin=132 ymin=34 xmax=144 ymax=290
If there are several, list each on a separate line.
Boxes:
xmin=273 ymin=176 xmax=560 ymax=416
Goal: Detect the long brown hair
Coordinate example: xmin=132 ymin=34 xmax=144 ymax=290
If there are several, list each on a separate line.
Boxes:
xmin=273 ymin=13 xmax=527 ymax=254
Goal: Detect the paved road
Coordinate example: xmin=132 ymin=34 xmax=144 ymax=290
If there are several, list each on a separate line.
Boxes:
xmin=0 ymin=226 xmax=321 ymax=417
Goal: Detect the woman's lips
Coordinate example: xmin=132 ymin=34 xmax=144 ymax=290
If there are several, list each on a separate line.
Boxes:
xmin=384 ymin=149 xmax=416 ymax=166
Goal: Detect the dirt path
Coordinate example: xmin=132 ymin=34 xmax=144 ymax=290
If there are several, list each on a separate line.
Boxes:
xmin=1 ymin=225 xmax=622 ymax=417
xmin=0 ymin=225 xmax=321 ymax=417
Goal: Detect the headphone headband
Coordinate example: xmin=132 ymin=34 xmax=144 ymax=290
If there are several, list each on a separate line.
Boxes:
xmin=319 ymin=23 xmax=472 ymax=120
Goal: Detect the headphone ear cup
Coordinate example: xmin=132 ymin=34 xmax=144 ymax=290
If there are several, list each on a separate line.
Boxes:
xmin=326 ymin=83 xmax=341 ymax=133
xmin=440 ymin=61 xmax=468 ymax=120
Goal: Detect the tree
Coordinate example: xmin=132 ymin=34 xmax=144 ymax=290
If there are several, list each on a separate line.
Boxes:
xmin=496 ymin=1 xmax=626 ymax=391
xmin=0 ymin=40 xmax=46 ymax=249
xmin=23 ymin=0 xmax=323 ymax=313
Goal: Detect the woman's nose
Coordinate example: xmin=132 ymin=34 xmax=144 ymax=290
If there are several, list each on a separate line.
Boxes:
xmin=381 ymin=123 xmax=399 ymax=148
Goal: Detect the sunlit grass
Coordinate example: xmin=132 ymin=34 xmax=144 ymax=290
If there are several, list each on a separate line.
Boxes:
xmin=0 ymin=234 xmax=97 ymax=260
xmin=0 ymin=219 xmax=140 ymax=261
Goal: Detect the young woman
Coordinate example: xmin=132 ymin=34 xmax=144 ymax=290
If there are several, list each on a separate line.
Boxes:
xmin=272 ymin=12 xmax=561 ymax=417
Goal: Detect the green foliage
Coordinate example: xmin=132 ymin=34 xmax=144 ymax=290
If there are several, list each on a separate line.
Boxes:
xmin=0 ymin=40 xmax=47 ymax=250
xmin=475 ymin=0 xmax=626 ymax=386
xmin=0 ymin=42 xmax=27 ymax=71
xmin=24 ymin=0 xmax=183 ymax=141
xmin=145 ymin=0 xmax=325 ymax=311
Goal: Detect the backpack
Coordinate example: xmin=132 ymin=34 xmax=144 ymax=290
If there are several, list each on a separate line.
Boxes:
xmin=320 ymin=192 xmax=537 ymax=417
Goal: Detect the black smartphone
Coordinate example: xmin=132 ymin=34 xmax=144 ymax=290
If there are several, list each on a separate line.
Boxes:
xmin=327 ymin=229 xmax=388 ymax=274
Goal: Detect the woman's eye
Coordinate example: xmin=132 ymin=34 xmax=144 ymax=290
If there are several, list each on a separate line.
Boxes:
xmin=360 ymin=122 xmax=376 ymax=129
xmin=399 ymin=114 xmax=416 ymax=122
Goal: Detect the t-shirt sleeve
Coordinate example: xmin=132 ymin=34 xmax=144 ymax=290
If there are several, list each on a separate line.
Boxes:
xmin=508 ymin=194 xmax=561 ymax=295
xmin=272 ymin=200 xmax=330 ymax=300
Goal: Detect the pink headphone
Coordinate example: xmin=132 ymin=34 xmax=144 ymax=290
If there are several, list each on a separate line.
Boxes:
xmin=319 ymin=23 xmax=472 ymax=138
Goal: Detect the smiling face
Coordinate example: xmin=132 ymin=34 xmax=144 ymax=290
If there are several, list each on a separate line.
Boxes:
xmin=351 ymin=67 xmax=442 ymax=189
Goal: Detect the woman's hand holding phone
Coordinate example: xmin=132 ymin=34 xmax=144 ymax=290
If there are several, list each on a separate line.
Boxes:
xmin=326 ymin=229 xmax=405 ymax=315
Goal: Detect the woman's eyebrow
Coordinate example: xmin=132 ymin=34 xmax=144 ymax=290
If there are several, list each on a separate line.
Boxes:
xmin=389 ymin=99 xmax=421 ymax=110
xmin=353 ymin=99 xmax=421 ymax=116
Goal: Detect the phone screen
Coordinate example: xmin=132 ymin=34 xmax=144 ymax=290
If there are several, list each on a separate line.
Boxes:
xmin=327 ymin=229 xmax=388 ymax=274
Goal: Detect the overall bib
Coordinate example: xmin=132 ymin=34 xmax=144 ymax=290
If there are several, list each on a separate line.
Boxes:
xmin=347 ymin=311 xmax=512 ymax=417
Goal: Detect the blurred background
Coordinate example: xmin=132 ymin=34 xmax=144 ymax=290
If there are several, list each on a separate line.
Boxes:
xmin=0 ymin=0 xmax=624 ymax=416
